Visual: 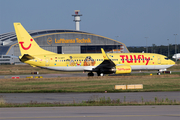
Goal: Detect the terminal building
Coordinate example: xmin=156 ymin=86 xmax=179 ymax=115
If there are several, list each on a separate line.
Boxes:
xmin=0 ymin=10 xmax=129 ymax=64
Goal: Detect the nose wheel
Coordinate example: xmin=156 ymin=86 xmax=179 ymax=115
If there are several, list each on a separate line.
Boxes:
xmin=157 ymin=72 xmax=161 ymax=75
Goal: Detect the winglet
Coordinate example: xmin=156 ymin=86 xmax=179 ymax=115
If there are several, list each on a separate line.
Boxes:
xmin=101 ymin=48 xmax=109 ymax=60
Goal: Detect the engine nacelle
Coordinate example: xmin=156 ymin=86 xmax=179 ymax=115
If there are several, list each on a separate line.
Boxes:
xmin=114 ymin=65 xmax=132 ymax=74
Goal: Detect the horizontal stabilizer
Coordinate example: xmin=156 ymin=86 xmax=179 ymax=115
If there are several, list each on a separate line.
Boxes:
xmin=20 ymin=54 xmax=34 ymax=60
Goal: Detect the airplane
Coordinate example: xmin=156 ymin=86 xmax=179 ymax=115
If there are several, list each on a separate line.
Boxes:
xmin=172 ymin=53 xmax=180 ymax=60
xmin=14 ymin=23 xmax=175 ymax=76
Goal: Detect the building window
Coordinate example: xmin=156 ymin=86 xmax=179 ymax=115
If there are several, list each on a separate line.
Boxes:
xmin=57 ymin=46 xmax=62 ymax=54
xmin=81 ymin=45 xmax=120 ymax=53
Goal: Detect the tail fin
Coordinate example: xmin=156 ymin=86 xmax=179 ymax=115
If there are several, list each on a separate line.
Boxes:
xmin=14 ymin=23 xmax=55 ymax=56
xmin=101 ymin=48 xmax=110 ymax=60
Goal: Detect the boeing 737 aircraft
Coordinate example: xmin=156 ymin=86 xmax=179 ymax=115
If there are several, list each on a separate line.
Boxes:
xmin=14 ymin=23 xmax=175 ymax=76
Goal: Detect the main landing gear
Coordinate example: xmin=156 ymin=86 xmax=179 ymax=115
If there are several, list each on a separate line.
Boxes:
xmin=97 ymin=72 xmax=104 ymax=76
xmin=87 ymin=72 xmax=104 ymax=76
xmin=88 ymin=72 xmax=94 ymax=76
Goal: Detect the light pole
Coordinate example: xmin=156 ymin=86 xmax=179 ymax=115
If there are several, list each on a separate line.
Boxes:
xmin=167 ymin=39 xmax=169 ymax=57
xmin=145 ymin=37 xmax=148 ymax=53
xmin=116 ymin=36 xmax=119 ymax=53
xmin=174 ymin=34 xmax=177 ymax=63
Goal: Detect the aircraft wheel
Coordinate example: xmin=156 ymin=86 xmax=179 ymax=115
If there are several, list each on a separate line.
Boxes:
xmin=88 ymin=72 xmax=94 ymax=76
xmin=100 ymin=73 xmax=104 ymax=76
xmin=157 ymin=72 xmax=161 ymax=75
xmin=97 ymin=72 xmax=100 ymax=76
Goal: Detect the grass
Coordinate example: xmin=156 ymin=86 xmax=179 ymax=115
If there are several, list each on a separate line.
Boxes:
xmin=0 ymin=64 xmax=179 ymax=107
xmin=168 ymin=60 xmax=180 ymax=71
xmin=0 ymin=64 xmax=79 ymax=75
xmin=0 ymin=74 xmax=180 ymax=93
xmin=0 ymin=96 xmax=179 ymax=107
xmin=0 ymin=64 xmax=180 ymax=93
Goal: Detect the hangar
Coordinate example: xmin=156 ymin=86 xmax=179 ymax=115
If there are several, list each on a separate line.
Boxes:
xmin=0 ymin=11 xmax=129 ymax=64
xmin=0 ymin=30 xmax=129 ymax=64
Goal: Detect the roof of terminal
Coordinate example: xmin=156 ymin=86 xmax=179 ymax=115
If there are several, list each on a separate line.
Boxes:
xmin=0 ymin=29 xmax=88 ymax=46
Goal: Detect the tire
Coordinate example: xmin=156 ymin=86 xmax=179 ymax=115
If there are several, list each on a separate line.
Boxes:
xmin=157 ymin=72 xmax=161 ymax=75
xmin=88 ymin=72 xmax=94 ymax=76
xmin=100 ymin=73 xmax=104 ymax=76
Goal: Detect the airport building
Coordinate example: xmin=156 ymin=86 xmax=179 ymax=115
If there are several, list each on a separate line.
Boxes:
xmin=0 ymin=10 xmax=129 ymax=64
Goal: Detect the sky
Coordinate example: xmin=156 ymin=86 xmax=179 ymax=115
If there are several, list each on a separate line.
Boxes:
xmin=0 ymin=0 xmax=179 ymax=46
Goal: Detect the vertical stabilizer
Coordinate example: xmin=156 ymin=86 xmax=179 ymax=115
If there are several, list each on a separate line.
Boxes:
xmin=14 ymin=23 xmax=55 ymax=56
xmin=101 ymin=48 xmax=110 ymax=60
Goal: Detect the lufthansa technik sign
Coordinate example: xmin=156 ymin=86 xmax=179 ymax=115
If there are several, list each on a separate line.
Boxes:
xmin=55 ymin=38 xmax=91 ymax=44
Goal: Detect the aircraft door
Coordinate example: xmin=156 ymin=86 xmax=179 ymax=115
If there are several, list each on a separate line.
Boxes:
xmin=157 ymin=56 xmax=161 ymax=64
xmin=45 ymin=57 xmax=50 ymax=66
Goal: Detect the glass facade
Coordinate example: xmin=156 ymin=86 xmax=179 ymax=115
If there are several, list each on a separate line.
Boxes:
xmin=81 ymin=45 xmax=120 ymax=53
xmin=0 ymin=46 xmax=10 ymax=55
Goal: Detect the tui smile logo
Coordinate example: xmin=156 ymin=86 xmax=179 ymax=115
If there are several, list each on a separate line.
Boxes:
xmin=19 ymin=39 xmax=33 ymax=50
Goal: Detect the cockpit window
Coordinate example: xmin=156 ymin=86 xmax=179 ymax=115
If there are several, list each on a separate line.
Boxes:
xmin=165 ymin=58 xmax=169 ymax=60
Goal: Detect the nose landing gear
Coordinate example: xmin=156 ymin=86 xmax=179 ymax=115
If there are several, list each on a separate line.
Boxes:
xmin=157 ymin=69 xmax=172 ymax=75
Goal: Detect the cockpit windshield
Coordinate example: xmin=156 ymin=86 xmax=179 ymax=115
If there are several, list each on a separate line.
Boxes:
xmin=165 ymin=57 xmax=169 ymax=60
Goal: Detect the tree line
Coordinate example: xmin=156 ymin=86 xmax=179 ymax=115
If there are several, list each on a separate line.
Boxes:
xmin=127 ymin=44 xmax=180 ymax=58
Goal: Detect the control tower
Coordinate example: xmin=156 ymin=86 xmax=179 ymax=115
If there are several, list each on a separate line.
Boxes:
xmin=72 ymin=10 xmax=82 ymax=31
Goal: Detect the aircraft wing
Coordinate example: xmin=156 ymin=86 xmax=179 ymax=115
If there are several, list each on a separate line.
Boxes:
xmin=84 ymin=66 xmax=96 ymax=71
xmin=92 ymin=48 xmax=116 ymax=72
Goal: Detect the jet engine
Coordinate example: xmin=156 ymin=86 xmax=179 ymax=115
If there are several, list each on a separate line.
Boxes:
xmin=112 ymin=65 xmax=132 ymax=74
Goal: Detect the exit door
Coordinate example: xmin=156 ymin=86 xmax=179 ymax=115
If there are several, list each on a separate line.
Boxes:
xmin=45 ymin=57 xmax=50 ymax=66
xmin=157 ymin=56 xmax=161 ymax=64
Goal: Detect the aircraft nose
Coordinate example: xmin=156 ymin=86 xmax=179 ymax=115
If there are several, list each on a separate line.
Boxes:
xmin=171 ymin=60 xmax=175 ymax=65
